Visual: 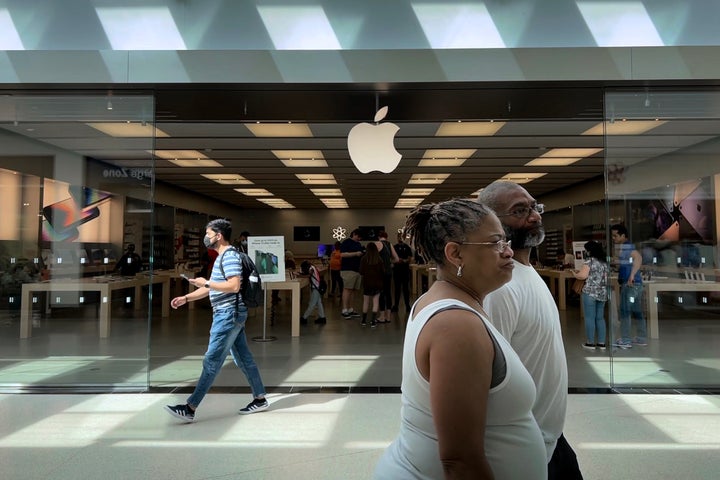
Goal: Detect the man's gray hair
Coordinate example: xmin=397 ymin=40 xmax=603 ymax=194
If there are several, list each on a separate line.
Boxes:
xmin=477 ymin=181 xmax=523 ymax=213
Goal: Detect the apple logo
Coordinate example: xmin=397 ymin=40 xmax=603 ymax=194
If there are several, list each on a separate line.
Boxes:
xmin=347 ymin=106 xmax=402 ymax=173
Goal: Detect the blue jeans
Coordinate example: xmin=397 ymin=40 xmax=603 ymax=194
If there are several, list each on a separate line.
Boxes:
xmin=582 ymin=293 xmax=606 ymax=344
xmin=187 ymin=306 xmax=266 ymax=408
xmin=619 ymin=283 xmax=646 ymax=342
xmin=303 ymin=288 xmax=325 ymax=318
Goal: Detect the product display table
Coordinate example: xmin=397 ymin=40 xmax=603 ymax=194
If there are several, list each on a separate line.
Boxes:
xmin=153 ymin=269 xmax=199 ymax=309
xmin=20 ymin=275 xmax=170 ymax=339
xmin=644 ymin=280 xmax=720 ymax=339
xmin=535 ymin=268 xmax=576 ymax=310
xmin=262 ymin=277 xmax=309 ymax=337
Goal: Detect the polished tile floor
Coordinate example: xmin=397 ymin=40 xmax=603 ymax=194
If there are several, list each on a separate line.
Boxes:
xmin=1 ymin=392 xmax=719 ymax=479
xmin=4 ymin=289 xmax=718 ymax=390
xmin=1 ymin=288 xmax=720 ymax=478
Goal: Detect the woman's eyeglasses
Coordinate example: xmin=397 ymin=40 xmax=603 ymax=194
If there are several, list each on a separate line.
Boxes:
xmin=459 ymin=239 xmax=512 ymax=253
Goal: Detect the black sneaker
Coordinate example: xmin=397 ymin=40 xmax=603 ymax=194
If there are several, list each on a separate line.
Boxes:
xmin=342 ymin=311 xmax=353 ymax=319
xmin=314 ymin=317 xmax=327 ymax=324
xmin=370 ymin=319 xmax=378 ymax=328
xmin=239 ymin=397 xmax=269 ymax=415
xmin=361 ymin=319 xmax=367 ymax=326
xmin=348 ymin=310 xmax=361 ymax=318
xmin=300 ymin=317 xmax=308 ymax=325
xmin=164 ymin=404 xmax=195 ymax=423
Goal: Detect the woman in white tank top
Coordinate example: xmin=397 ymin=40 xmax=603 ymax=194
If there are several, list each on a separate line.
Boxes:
xmin=374 ymin=199 xmax=547 ymax=480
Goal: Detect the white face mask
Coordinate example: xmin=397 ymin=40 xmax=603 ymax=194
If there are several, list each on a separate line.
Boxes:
xmin=241 ymin=240 xmax=248 ymax=246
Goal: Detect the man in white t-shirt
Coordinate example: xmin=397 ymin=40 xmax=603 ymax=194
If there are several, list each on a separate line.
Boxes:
xmin=479 ymin=181 xmax=583 ymax=480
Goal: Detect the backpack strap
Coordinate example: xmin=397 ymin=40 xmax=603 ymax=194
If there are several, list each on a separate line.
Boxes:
xmin=309 ymin=265 xmax=320 ymax=290
xmin=218 ymin=246 xmax=241 ymax=309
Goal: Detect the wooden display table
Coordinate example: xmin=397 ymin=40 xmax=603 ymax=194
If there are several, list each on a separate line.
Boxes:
xmin=20 ymin=275 xmax=170 ymax=339
xmin=535 ymin=268 xmax=576 ymax=310
xmin=262 ymin=277 xmax=309 ymax=337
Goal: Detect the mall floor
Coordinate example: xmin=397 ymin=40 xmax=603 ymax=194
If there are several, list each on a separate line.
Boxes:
xmin=1 ymin=287 xmax=720 ymax=479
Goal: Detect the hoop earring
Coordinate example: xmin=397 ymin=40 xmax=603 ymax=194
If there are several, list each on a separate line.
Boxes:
xmin=456 ymin=264 xmax=464 ymax=277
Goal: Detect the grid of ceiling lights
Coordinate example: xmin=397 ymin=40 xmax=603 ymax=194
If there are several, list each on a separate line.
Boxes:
xmin=139 ymin=118 xmax=664 ymax=209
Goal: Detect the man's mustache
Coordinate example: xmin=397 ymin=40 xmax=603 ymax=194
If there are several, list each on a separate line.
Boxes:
xmin=504 ymin=225 xmax=546 ymax=249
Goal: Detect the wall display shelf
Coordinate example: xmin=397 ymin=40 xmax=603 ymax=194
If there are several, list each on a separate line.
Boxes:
xmin=183 ymin=227 xmax=202 ymax=262
xmin=123 ymin=219 xmax=143 ymax=253
xmin=542 ymin=229 xmax=563 ymax=266
xmin=173 ymin=210 xmax=207 ymax=265
xmin=145 ymin=226 xmax=173 ymax=270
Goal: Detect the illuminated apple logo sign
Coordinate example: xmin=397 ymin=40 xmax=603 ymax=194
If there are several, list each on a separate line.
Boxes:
xmin=347 ymin=106 xmax=401 ymax=173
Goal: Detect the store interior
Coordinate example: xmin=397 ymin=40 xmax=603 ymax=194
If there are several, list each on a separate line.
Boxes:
xmin=0 ymin=85 xmax=719 ymax=392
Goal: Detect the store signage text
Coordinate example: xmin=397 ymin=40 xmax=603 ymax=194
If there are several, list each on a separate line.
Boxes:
xmin=103 ymin=167 xmax=153 ymax=181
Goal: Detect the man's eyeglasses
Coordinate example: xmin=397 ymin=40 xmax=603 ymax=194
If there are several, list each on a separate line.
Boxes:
xmin=459 ymin=239 xmax=512 ymax=253
xmin=497 ymin=203 xmax=544 ymax=218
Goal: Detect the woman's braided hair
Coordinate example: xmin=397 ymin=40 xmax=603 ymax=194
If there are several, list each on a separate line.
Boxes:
xmin=404 ymin=198 xmax=494 ymax=266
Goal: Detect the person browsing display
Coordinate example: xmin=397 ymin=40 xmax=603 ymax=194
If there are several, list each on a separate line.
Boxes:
xmin=114 ymin=243 xmax=142 ymax=276
xmin=329 ymin=241 xmax=343 ymax=297
xmin=340 ymin=229 xmax=365 ymax=319
xmin=374 ymin=231 xmax=399 ymax=323
xmin=611 ymin=224 xmax=647 ymax=349
xmin=572 ymin=241 xmax=610 ymax=351
xmin=375 ymin=198 xmax=546 ymax=480
xmin=392 ymin=231 xmax=413 ymax=313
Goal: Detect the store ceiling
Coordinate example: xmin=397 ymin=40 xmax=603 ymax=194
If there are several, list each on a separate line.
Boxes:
xmin=3 ymin=84 xmax=717 ymax=210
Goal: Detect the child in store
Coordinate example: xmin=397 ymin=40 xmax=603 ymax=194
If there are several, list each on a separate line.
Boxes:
xmin=299 ymin=260 xmax=327 ymax=325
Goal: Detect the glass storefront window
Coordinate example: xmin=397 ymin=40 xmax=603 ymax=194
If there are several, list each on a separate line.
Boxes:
xmin=0 ymin=94 xmax=155 ymax=391
xmin=605 ymin=90 xmax=720 ymax=389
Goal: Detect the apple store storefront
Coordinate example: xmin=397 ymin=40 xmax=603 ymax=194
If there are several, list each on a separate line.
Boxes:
xmin=1 ymin=86 xmax=720 ymax=394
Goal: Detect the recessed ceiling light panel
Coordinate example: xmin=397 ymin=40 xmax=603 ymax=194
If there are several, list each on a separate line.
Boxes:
xmin=88 ymin=122 xmax=169 ymax=138
xmin=169 ymin=159 xmax=222 ymax=167
xmin=401 ymin=188 xmax=435 ymax=196
xmin=202 ymin=174 xmax=253 ymax=185
xmin=296 ymin=174 xmax=337 ymax=185
xmin=311 ymin=188 xmax=343 ymax=196
xmin=246 ymin=123 xmax=313 ymax=137
xmin=281 ymin=159 xmax=328 ymax=167
xmin=234 ymin=188 xmax=273 ymax=196
xmin=257 ymin=198 xmax=295 ymax=208
xmin=409 ymin=173 xmax=451 ymax=185
xmin=152 ymin=149 xmax=207 ymax=159
xmin=435 ymin=121 xmax=505 ymax=136
xmin=500 ymin=173 xmax=547 ymax=184
xmin=582 ymin=120 xmax=666 ymax=136
xmin=395 ymin=198 xmax=424 ymax=208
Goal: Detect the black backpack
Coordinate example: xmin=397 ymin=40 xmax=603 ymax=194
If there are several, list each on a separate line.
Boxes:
xmin=219 ymin=247 xmax=264 ymax=308
xmin=302 ymin=261 xmax=327 ymax=296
